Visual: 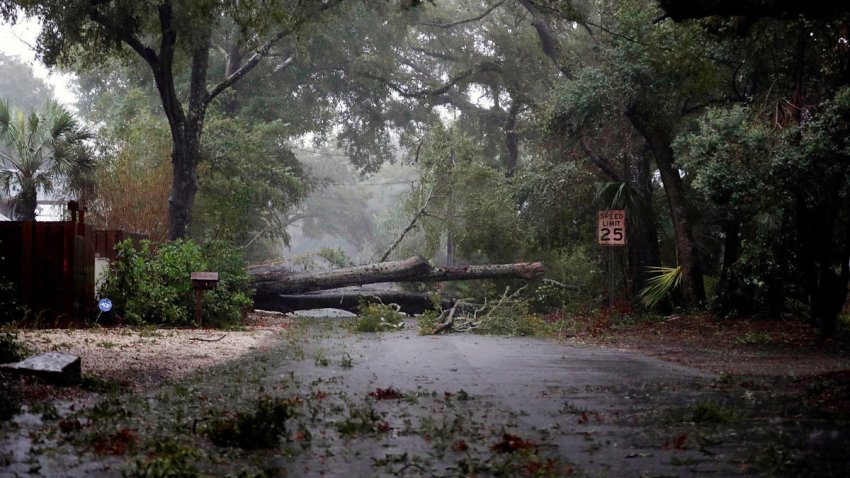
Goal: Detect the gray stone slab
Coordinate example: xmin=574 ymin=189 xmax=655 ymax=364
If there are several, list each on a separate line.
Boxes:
xmin=0 ymin=352 xmax=81 ymax=385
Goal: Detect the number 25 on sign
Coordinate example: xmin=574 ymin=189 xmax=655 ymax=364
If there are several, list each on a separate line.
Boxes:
xmin=598 ymin=210 xmax=626 ymax=246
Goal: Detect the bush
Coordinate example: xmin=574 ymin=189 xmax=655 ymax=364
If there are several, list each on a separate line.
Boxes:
xmin=205 ymin=397 xmax=298 ymax=449
xmin=98 ymin=239 xmax=253 ymax=327
xmin=0 ymin=386 xmax=21 ymax=422
xmin=351 ymin=301 xmax=405 ymax=333
xmin=0 ymin=332 xmax=29 ymax=363
xmin=0 ymin=332 xmax=26 ymax=422
xmin=0 ymin=277 xmax=29 ymax=325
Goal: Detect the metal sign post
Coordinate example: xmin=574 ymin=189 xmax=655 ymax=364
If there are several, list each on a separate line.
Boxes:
xmin=598 ymin=210 xmax=626 ymax=309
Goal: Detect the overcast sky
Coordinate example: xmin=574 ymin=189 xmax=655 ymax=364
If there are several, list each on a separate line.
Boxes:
xmin=0 ymin=17 xmax=78 ymax=108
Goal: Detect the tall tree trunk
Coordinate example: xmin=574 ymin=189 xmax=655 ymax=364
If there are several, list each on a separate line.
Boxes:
xmin=83 ymin=0 xmax=294 ymax=241
xmin=712 ymin=219 xmax=744 ymax=315
xmin=627 ymin=104 xmax=705 ymax=306
xmin=797 ymin=187 xmax=850 ymax=335
xmin=625 ymin=149 xmax=661 ymax=296
xmin=14 ymin=184 xmax=38 ymax=221
xmin=504 ymin=100 xmax=520 ymax=177
xmin=164 ymin=30 xmax=211 ymax=240
xmin=168 ymin=138 xmax=200 ymax=240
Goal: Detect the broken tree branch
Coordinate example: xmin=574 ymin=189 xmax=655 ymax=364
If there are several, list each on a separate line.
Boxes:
xmin=379 ymin=188 xmax=434 ymax=263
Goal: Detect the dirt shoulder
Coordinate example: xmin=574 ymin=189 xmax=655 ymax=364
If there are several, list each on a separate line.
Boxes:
xmin=11 ymin=310 xmax=294 ymax=387
xmin=568 ymin=312 xmax=850 ymax=377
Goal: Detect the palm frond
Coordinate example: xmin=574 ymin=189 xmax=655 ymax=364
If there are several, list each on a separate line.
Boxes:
xmin=640 ymin=265 xmax=682 ymax=308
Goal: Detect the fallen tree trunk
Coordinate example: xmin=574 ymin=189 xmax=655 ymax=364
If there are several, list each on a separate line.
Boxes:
xmin=252 ymin=289 xmax=464 ymax=315
xmin=250 ymin=256 xmax=432 ymax=296
xmin=249 ymin=257 xmax=546 ymax=296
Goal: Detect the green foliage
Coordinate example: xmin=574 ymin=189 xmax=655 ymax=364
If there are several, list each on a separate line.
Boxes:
xmin=416 ymin=310 xmax=441 ymax=335
xmin=674 ymin=106 xmax=775 ymax=212
xmin=0 ymin=98 xmax=92 ymax=220
xmin=640 ymin=266 xmax=682 ymax=308
xmin=205 ymin=397 xmax=299 ymax=449
xmin=352 ymin=301 xmax=405 ymax=333
xmin=0 ymin=386 xmax=21 ymax=422
xmin=735 ymin=331 xmax=773 ymax=346
xmin=0 ymin=53 xmax=55 ymax=112
xmin=193 ymin=117 xmax=310 ymax=262
xmin=687 ymin=402 xmax=734 ymax=424
xmin=86 ymin=87 xmax=172 ymax=240
xmin=0 ymin=275 xmax=29 ymax=324
xmin=98 ymin=239 xmax=253 ymax=327
xmin=0 ymin=330 xmax=26 ymax=422
xmin=314 ymin=247 xmax=353 ymax=269
xmin=335 ymin=405 xmax=384 ymax=436
xmin=0 ymin=331 xmax=30 ymax=363
xmin=124 ymin=440 xmax=200 ymax=478
xmin=80 ymin=375 xmax=129 ymax=394
xmin=385 ymin=124 xmax=524 ymax=265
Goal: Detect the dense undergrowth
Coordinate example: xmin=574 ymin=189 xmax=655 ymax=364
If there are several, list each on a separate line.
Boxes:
xmin=98 ymin=239 xmax=253 ymax=327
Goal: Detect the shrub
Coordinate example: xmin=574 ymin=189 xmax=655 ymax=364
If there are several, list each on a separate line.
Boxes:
xmin=351 ymin=301 xmax=405 ymax=333
xmin=205 ymin=397 xmax=298 ymax=449
xmin=0 ymin=277 xmax=29 ymax=324
xmin=0 ymin=332 xmax=29 ymax=363
xmin=98 ymin=239 xmax=253 ymax=327
xmin=0 ymin=387 xmax=21 ymax=422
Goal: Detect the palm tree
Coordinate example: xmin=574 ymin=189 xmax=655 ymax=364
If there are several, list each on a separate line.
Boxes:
xmin=0 ymin=99 xmax=91 ymax=221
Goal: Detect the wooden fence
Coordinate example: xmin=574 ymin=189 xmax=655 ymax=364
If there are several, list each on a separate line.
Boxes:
xmin=0 ymin=202 xmax=150 ymax=324
xmin=94 ymin=229 xmax=149 ymax=261
xmin=0 ymin=207 xmax=94 ymax=324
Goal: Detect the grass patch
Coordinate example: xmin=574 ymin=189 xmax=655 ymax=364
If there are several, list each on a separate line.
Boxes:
xmin=335 ymin=405 xmax=387 ymax=436
xmin=689 ymin=401 xmax=734 ymax=424
xmin=124 ymin=439 xmax=200 ymax=477
xmin=80 ymin=375 xmax=129 ymax=394
xmin=736 ymin=331 xmax=773 ymax=345
xmin=205 ymin=396 xmax=300 ymax=449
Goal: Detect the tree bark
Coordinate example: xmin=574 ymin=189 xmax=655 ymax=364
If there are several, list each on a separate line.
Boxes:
xmin=796 ymin=188 xmax=850 ymax=335
xmin=626 ymin=104 xmax=705 ymax=306
xmin=625 ymin=148 xmax=662 ymax=297
xmin=249 ymin=257 xmax=546 ymax=297
xmin=504 ymin=100 xmax=520 ymax=177
xmin=14 ymin=184 xmax=38 ymax=221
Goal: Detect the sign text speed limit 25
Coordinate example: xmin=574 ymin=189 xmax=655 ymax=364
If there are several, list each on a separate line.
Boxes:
xmin=598 ymin=210 xmax=626 ymax=246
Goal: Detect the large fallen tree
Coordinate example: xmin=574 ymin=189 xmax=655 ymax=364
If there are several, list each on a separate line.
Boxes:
xmin=249 ymin=256 xmax=545 ymax=295
xmin=248 ymin=256 xmax=547 ymax=314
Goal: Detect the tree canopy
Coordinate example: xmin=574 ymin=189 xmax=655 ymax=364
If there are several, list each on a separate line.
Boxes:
xmin=2 ymin=0 xmax=849 ymax=333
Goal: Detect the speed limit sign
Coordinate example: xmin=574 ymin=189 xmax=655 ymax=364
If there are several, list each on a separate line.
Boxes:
xmin=598 ymin=210 xmax=626 ymax=246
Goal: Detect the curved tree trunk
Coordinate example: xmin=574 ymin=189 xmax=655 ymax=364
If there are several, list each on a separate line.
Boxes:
xmin=627 ymin=104 xmax=705 ymax=307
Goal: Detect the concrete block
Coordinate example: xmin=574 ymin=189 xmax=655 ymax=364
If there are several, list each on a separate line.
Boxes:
xmin=0 ymin=352 xmax=82 ymax=385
